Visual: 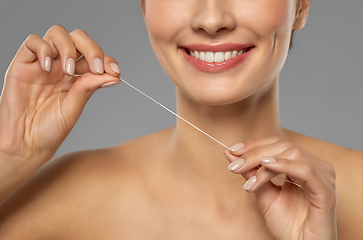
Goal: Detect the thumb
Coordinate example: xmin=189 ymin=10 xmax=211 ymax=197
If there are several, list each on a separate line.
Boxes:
xmin=59 ymin=73 xmax=121 ymax=127
xmin=252 ymin=180 xmax=281 ymax=214
xmin=239 ymin=170 xmax=281 ymax=213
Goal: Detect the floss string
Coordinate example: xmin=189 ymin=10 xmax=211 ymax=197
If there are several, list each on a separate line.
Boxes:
xmin=58 ymin=74 xmax=82 ymax=120
xmin=58 ymin=74 xmax=229 ymax=149
xmin=57 ymin=74 xmax=301 ymax=188
xmin=121 ymin=79 xmax=230 ymax=149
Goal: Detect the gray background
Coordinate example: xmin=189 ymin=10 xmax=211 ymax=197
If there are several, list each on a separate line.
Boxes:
xmin=0 ymin=0 xmax=362 ymax=157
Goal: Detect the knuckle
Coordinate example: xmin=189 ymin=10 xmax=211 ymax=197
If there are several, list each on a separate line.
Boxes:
xmin=70 ymin=28 xmax=89 ymax=37
xmin=242 ymin=150 xmax=258 ymax=162
xmin=26 ymin=33 xmax=39 ymax=41
xmin=288 ymin=145 xmax=304 ymax=158
xmin=278 ymin=139 xmax=293 ymax=149
xmin=104 ymin=55 xmax=117 ymax=63
xmin=243 ymin=139 xmax=254 ymax=146
xmin=75 ymin=81 xmax=93 ymax=100
xmin=302 ymin=164 xmax=317 ymax=177
xmin=50 ymin=24 xmax=68 ymax=33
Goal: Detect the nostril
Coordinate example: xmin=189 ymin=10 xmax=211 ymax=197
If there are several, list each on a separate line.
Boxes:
xmin=216 ymin=27 xmax=229 ymax=34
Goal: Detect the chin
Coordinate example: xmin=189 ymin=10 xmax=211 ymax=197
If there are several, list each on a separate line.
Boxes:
xmin=178 ymin=85 xmax=256 ymax=107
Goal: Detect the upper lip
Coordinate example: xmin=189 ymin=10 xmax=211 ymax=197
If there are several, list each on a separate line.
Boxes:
xmin=179 ymin=43 xmax=254 ymax=52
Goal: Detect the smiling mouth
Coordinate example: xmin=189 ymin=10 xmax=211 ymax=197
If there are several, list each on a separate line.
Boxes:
xmin=185 ymin=46 xmax=254 ymax=63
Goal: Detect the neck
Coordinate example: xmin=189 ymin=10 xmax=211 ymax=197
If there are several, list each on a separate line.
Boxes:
xmin=169 ymin=78 xmax=286 ymax=190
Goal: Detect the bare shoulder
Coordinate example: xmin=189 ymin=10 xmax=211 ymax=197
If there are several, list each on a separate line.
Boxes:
xmin=0 ymin=129 xmax=171 ymax=239
xmin=284 ymin=129 xmax=363 ymax=239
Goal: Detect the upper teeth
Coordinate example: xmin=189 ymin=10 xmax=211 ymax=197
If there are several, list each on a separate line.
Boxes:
xmin=190 ymin=49 xmax=248 ymax=63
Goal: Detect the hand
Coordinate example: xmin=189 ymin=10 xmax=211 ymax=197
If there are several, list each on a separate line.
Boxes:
xmin=0 ymin=25 xmax=121 ymax=162
xmin=224 ymin=136 xmax=337 ymax=240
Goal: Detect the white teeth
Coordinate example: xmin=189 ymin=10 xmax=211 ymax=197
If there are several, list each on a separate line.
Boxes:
xmin=224 ymin=51 xmax=232 ymax=61
xmin=189 ymin=49 xmax=250 ymax=62
xmin=199 ymin=52 xmax=206 ymax=61
xmin=205 ymin=52 xmax=214 ymax=63
xmin=215 ymin=52 xmax=224 ymax=63
xmin=232 ymin=50 xmax=238 ymax=58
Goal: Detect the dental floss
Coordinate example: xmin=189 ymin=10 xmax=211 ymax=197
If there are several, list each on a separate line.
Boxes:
xmin=121 ymin=78 xmax=231 ymax=150
xmin=58 ymin=74 xmax=230 ymax=149
xmin=57 ymin=74 xmax=301 ymax=188
xmin=58 ymin=74 xmax=82 ymax=120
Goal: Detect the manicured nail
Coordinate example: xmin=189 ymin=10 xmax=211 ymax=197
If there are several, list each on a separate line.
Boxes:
xmin=44 ymin=56 xmax=51 ymax=72
xmin=101 ymin=82 xmax=119 ymax=88
xmin=110 ymin=63 xmax=120 ymax=74
xmin=243 ymin=176 xmax=257 ymax=191
xmin=228 ymin=158 xmax=245 ymax=171
xmin=261 ymin=157 xmax=277 ymax=164
xmin=94 ymin=58 xmax=104 ymax=74
xmin=66 ymin=58 xmax=75 ymax=76
xmin=229 ymin=143 xmax=245 ymax=153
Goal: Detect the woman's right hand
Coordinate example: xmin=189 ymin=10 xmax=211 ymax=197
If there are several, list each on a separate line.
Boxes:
xmin=0 ymin=25 xmax=121 ymax=164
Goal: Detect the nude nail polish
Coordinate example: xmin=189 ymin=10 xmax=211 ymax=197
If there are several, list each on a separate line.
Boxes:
xmin=110 ymin=63 xmax=120 ymax=74
xmin=101 ymin=82 xmax=119 ymax=88
xmin=66 ymin=58 xmax=75 ymax=76
xmin=228 ymin=158 xmax=245 ymax=171
xmin=229 ymin=143 xmax=245 ymax=153
xmin=44 ymin=56 xmax=51 ymax=72
xmin=243 ymin=176 xmax=257 ymax=191
xmin=261 ymin=157 xmax=276 ymax=164
xmin=94 ymin=58 xmax=104 ymax=74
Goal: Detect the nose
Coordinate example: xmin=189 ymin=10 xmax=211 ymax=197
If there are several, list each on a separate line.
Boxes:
xmin=191 ymin=0 xmax=237 ymax=35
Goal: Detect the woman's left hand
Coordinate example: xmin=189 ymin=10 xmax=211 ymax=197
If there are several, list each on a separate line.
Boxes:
xmin=224 ymin=136 xmax=337 ymax=240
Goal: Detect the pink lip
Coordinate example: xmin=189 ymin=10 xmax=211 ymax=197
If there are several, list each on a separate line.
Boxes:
xmin=180 ymin=44 xmax=254 ymax=73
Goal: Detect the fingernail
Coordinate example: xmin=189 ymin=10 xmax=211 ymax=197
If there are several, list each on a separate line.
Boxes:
xmin=66 ymin=58 xmax=75 ymax=76
xmin=94 ymin=58 xmax=104 ymax=74
xmin=44 ymin=56 xmax=51 ymax=72
xmin=229 ymin=143 xmax=245 ymax=153
xmin=261 ymin=157 xmax=276 ymax=164
xmin=110 ymin=63 xmax=120 ymax=74
xmin=243 ymin=176 xmax=257 ymax=191
xmin=228 ymin=158 xmax=245 ymax=171
xmin=101 ymin=82 xmax=119 ymax=88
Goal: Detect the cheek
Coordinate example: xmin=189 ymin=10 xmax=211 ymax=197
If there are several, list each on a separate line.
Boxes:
xmin=143 ymin=1 xmax=192 ymax=80
xmin=238 ymin=0 xmax=295 ymax=42
xmin=144 ymin=1 xmax=189 ymax=47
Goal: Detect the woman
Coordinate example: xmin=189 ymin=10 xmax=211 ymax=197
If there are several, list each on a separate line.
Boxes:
xmin=0 ymin=0 xmax=362 ymax=239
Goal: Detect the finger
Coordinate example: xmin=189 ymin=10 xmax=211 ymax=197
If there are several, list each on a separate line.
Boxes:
xmin=104 ymin=55 xmax=121 ymax=77
xmin=227 ymin=158 xmax=281 ymax=192
xmin=244 ymin=162 xmax=282 ymax=192
xmin=226 ymin=139 xmax=293 ymax=174
xmin=227 ymin=135 xmax=283 ymax=156
xmin=278 ymin=146 xmax=336 ymax=188
xmin=14 ymin=34 xmax=53 ymax=72
xmin=243 ymin=174 xmax=281 ymax=210
xmin=69 ymin=29 xmax=105 ymax=75
xmin=259 ymin=157 xmax=333 ymax=197
xmin=43 ymin=25 xmax=78 ymax=76
xmin=75 ymin=55 xmax=121 ymax=77
xmin=74 ymin=57 xmax=89 ymax=74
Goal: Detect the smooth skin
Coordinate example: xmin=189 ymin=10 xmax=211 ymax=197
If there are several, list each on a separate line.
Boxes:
xmin=0 ymin=0 xmax=362 ymax=239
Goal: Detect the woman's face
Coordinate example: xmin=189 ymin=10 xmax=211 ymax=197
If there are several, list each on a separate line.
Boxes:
xmin=141 ymin=0 xmax=309 ymax=105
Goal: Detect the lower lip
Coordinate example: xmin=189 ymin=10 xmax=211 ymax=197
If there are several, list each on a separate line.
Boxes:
xmin=181 ymin=48 xmax=254 ymax=73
